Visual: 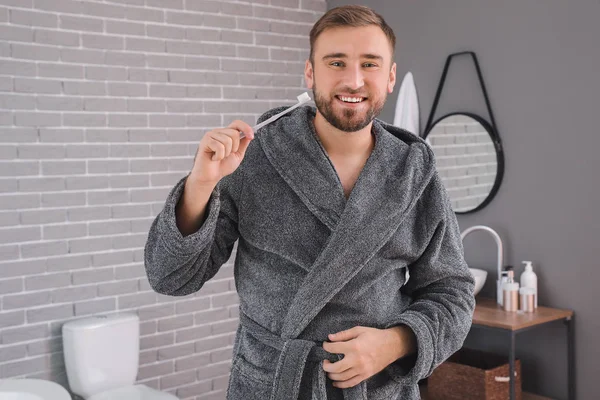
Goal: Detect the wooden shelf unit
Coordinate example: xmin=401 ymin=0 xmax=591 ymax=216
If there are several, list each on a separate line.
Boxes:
xmin=420 ymin=297 xmax=573 ymax=400
xmin=472 ymin=297 xmax=573 ymax=331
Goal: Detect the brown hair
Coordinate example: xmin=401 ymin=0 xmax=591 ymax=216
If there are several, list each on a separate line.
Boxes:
xmin=309 ymin=5 xmax=396 ymax=64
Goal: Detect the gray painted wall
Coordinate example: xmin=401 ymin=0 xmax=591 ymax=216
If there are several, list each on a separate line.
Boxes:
xmin=324 ymin=1 xmax=598 ymax=398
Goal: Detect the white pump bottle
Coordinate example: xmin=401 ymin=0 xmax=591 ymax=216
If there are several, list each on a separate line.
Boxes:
xmin=520 ymin=261 xmax=538 ymax=308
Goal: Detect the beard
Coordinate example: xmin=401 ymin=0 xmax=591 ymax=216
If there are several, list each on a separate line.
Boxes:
xmin=312 ymin=81 xmax=386 ymax=133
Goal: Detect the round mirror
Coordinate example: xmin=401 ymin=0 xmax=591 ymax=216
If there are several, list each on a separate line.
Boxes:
xmin=423 ymin=112 xmax=504 ymax=214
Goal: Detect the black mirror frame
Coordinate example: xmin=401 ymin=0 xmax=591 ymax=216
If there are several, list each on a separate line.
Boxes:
xmin=424 ymin=51 xmax=504 ymax=214
xmin=423 ymin=111 xmax=505 ymax=215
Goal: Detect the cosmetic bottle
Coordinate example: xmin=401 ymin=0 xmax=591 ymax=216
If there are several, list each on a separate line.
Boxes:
xmin=502 ymin=268 xmax=519 ymax=312
xmin=499 ymin=266 xmax=512 ymax=306
xmin=520 ymin=261 xmax=538 ymax=309
xmin=520 ymin=287 xmax=536 ymax=312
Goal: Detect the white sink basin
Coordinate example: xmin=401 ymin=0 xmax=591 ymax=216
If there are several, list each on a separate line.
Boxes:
xmin=469 ymin=268 xmax=488 ymax=296
xmin=0 ymin=379 xmax=71 ymax=400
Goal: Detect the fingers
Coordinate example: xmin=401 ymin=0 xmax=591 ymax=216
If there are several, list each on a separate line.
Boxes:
xmin=236 ymin=134 xmax=252 ymax=159
xmin=203 ymin=120 xmax=254 ymax=162
xmin=322 ymin=340 xmax=352 ymax=356
xmin=212 ymin=131 xmax=236 ymax=157
xmin=328 ymin=327 xmax=364 ymax=342
xmin=326 ymin=368 xmax=358 ymax=383
xmin=204 ymin=129 xmax=240 ymax=161
xmin=322 ymin=358 xmax=352 ymax=374
xmin=206 ymin=135 xmax=226 ymax=161
xmin=323 ymin=357 xmax=365 ymax=388
xmin=332 ymin=374 xmax=364 ymax=389
xmin=227 ymin=119 xmax=254 ymax=140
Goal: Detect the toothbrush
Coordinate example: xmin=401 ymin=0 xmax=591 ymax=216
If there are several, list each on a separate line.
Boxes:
xmin=239 ymin=92 xmax=311 ymax=139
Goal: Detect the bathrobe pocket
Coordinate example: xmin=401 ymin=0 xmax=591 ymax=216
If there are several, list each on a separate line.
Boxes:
xmin=231 ymin=352 xmax=271 ymax=386
xmin=227 ymin=326 xmax=279 ymax=398
xmin=227 ymin=364 xmax=271 ymax=400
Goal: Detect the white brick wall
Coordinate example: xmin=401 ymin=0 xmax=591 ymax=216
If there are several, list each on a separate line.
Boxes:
xmin=427 ymin=115 xmax=498 ymax=212
xmin=0 ymin=0 xmax=325 ymax=398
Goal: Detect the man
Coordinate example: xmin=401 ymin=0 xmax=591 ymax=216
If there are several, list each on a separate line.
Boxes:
xmin=145 ymin=5 xmax=475 ymax=400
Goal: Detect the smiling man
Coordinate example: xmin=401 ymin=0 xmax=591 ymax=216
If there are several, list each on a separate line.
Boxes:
xmin=310 ymin=25 xmax=392 ymax=133
xmin=144 ymin=5 xmax=475 ymax=400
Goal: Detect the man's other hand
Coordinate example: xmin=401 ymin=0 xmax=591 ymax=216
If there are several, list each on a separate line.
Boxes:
xmin=322 ymin=325 xmax=416 ymax=389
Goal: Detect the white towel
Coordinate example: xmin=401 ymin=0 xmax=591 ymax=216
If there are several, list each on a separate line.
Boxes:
xmin=393 ymin=71 xmax=420 ymax=136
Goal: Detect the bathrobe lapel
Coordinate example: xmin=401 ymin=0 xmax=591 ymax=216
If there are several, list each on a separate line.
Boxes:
xmin=257 ymin=106 xmax=436 ymax=339
xmin=258 ymin=107 xmax=347 ymax=232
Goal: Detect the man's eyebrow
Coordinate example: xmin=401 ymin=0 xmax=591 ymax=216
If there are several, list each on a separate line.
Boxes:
xmin=361 ymin=53 xmax=384 ymax=61
xmin=322 ymin=53 xmax=347 ymax=60
xmin=321 ymin=53 xmax=384 ymax=61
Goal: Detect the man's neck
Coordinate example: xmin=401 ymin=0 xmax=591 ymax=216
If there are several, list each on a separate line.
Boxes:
xmin=312 ymin=111 xmax=375 ymax=158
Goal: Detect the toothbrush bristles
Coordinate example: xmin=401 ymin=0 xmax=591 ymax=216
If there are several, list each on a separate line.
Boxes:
xmin=296 ymin=92 xmax=311 ymax=103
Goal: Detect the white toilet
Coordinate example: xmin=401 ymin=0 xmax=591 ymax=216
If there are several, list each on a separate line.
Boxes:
xmin=62 ymin=313 xmax=179 ymax=400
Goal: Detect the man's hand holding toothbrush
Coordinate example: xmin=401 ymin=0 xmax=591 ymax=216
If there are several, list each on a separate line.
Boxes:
xmin=193 ymin=120 xmax=255 ymax=184
xmin=175 ymin=120 xmax=254 ymax=236
xmin=174 ymin=92 xmax=311 ymax=236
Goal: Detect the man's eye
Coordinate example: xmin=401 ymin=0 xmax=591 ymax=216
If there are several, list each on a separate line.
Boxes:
xmin=363 ymin=63 xmax=377 ymax=68
xmin=330 ymin=61 xmax=344 ymax=67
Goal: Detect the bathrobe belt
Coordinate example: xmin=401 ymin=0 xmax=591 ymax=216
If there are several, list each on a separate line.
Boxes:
xmin=239 ymin=312 xmax=368 ymax=400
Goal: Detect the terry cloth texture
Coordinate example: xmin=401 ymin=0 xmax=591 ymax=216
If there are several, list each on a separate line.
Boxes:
xmin=144 ymin=105 xmax=475 ymax=400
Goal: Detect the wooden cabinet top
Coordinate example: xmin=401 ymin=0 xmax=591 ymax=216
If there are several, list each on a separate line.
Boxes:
xmin=472 ymin=297 xmax=573 ymax=331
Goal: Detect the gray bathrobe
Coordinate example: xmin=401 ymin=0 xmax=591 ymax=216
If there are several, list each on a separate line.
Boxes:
xmin=144 ymin=105 xmax=475 ymax=400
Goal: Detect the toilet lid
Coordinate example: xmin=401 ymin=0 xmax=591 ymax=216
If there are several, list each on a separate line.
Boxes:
xmin=0 ymin=379 xmax=71 ymax=400
xmin=88 ymin=385 xmax=179 ymax=400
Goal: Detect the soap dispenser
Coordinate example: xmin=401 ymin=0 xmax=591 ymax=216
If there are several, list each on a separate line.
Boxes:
xmin=520 ymin=261 xmax=538 ymax=308
xmin=502 ymin=267 xmax=519 ymax=312
xmin=499 ymin=266 xmax=512 ymax=306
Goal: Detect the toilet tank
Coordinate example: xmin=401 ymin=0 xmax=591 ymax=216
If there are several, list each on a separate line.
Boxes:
xmin=62 ymin=313 xmax=140 ymax=398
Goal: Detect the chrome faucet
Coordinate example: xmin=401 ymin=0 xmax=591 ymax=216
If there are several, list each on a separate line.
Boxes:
xmin=460 ymin=225 xmax=504 ymax=305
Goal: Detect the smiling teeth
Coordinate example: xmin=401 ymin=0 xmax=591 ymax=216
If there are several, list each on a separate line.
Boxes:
xmin=340 ymin=96 xmax=363 ymax=103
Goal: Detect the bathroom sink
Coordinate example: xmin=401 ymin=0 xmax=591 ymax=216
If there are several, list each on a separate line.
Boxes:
xmin=469 ymin=268 xmax=487 ymax=296
xmin=0 ymin=379 xmax=71 ymax=400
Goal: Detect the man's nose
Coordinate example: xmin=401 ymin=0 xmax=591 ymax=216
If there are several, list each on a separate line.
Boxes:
xmin=343 ymin=65 xmax=365 ymax=90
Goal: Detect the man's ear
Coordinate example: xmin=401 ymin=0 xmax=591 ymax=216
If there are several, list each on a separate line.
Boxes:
xmin=305 ymin=59 xmax=314 ymax=89
xmin=388 ymin=62 xmax=397 ymax=93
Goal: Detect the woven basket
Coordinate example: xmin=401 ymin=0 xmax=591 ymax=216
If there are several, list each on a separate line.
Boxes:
xmin=428 ymin=348 xmax=522 ymax=400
